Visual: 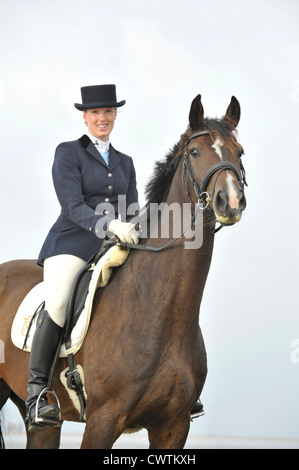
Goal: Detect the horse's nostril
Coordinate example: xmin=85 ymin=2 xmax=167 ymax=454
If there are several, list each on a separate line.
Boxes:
xmin=238 ymin=190 xmax=247 ymax=211
xmin=215 ymin=191 xmax=228 ymax=212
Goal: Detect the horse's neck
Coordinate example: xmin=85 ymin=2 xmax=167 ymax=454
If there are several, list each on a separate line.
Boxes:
xmin=143 ymin=162 xmax=216 ymax=323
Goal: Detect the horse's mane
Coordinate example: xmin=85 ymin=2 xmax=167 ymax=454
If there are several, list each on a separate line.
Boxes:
xmin=145 ymin=117 xmax=242 ymax=205
xmin=145 ymin=142 xmax=181 ymax=205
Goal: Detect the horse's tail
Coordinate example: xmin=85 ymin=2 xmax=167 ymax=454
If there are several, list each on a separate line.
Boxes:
xmin=0 ymin=412 xmax=5 ymax=449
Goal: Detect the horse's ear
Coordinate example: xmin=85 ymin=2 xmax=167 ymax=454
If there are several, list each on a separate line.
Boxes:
xmin=223 ymin=96 xmax=241 ymax=129
xmin=189 ymin=94 xmax=204 ymax=130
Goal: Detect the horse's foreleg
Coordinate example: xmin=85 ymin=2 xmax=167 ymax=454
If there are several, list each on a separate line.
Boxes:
xmin=148 ymin=417 xmax=190 ymax=449
xmin=81 ymin=417 xmax=118 ymax=449
xmin=0 ymin=378 xmax=11 ymax=408
xmin=81 ymin=404 xmax=124 ymax=449
xmin=10 ymin=391 xmax=26 ymax=421
xmin=26 ymin=425 xmax=62 ymax=449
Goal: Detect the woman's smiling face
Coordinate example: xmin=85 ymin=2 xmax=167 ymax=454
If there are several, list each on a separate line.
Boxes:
xmin=83 ymin=107 xmax=117 ymax=141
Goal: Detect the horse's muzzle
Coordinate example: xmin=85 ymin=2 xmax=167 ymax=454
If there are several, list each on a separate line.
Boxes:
xmin=213 ymin=189 xmax=246 ymax=225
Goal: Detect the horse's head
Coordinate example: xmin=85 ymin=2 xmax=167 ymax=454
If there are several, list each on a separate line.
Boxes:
xmin=183 ymin=94 xmax=247 ymax=226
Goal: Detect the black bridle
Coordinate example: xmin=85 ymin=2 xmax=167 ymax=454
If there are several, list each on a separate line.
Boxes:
xmin=117 ymin=130 xmax=247 ymax=251
xmin=182 ymin=130 xmax=247 ymax=210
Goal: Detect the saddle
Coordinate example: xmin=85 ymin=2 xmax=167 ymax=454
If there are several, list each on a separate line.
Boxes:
xmin=11 ymin=239 xmax=130 ymax=420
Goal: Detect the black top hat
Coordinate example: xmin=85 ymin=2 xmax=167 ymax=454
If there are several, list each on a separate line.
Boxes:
xmin=74 ymin=84 xmax=126 ymax=111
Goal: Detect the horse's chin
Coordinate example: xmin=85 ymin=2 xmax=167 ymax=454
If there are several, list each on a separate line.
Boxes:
xmin=215 ymin=213 xmax=242 ymax=225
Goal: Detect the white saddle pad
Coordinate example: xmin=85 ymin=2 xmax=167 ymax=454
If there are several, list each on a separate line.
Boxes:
xmin=11 ymin=245 xmax=129 ymax=357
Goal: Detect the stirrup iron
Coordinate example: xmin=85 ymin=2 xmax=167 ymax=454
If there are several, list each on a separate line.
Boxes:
xmin=34 ymin=387 xmax=62 ymax=427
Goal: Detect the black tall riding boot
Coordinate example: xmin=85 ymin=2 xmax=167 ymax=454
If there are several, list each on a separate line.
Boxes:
xmin=191 ymin=399 xmax=205 ymax=419
xmin=25 ymin=309 xmax=63 ymax=432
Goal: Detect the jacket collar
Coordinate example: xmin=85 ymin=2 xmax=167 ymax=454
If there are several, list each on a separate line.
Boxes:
xmin=78 ymin=134 xmax=120 ymax=170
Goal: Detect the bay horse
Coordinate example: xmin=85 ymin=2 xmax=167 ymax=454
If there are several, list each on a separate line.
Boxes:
xmin=0 ymin=94 xmax=247 ymax=449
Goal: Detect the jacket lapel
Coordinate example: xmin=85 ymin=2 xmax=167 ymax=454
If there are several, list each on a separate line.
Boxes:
xmin=78 ymin=135 xmax=120 ymax=169
xmin=108 ymin=145 xmax=121 ymax=170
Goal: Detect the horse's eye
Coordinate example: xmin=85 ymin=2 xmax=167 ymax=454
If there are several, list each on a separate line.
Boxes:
xmin=190 ymin=148 xmax=200 ymax=158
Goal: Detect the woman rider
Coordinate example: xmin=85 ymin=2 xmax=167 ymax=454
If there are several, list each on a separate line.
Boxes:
xmin=25 ymin=84 xmax=140 ymax=431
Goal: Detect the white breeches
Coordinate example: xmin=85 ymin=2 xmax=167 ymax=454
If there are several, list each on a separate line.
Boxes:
xmin=43 ymin=254 xmax=86 ymax=327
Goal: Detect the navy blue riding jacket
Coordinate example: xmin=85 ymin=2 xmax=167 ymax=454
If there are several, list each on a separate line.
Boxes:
xmin=38 ymin=135 xmax=139 ymax=266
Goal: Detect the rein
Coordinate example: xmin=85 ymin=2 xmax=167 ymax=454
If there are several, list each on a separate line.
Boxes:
xmin=118 ymin=130 xmax=247 ymax=252
xmin=117 ymin=205 xmax=201 ymax=252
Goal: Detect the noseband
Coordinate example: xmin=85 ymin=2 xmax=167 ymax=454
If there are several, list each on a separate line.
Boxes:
xmin=182 ymin=130 xmax=247 ymax=209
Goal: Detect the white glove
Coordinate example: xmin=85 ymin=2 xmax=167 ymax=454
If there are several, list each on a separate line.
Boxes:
xmin=108 ymin=219 xmax=140 ymax=244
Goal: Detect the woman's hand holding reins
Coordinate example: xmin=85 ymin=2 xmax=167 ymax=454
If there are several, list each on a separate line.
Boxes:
xmin=108 ymin=219 xmax=140 ymax=244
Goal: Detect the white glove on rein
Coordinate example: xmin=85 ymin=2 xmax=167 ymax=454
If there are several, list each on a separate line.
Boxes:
xmin=108 ymin=219 xmax=140 ymax=244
